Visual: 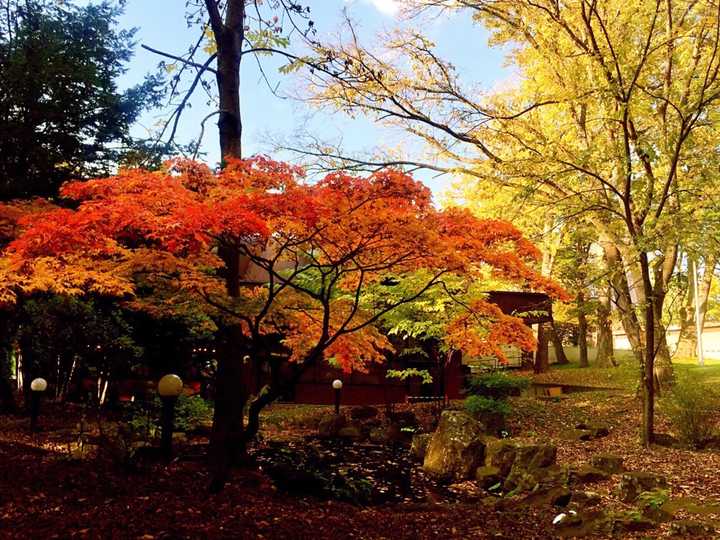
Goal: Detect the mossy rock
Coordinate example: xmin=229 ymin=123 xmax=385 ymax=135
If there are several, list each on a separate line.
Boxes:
xmin=570 ymin=490 xmax=602 ymax=508
xmin=669 ymin=519 xmax=716 ymax=537
xmin=522 ymin=485 xmax=571 ymax=508
xmin=475 ymin=465 xmax=503 ymax=490
xmin=368 ymin=427 xmax=384 ymax=444
xmin=661 ymin=496 xmax=720 ymax=517
xmin=569 ymin=465 xmax=610 ymax=485
xmin=607 ymin=511 xmax=657 ymax=534
xmin=473 ymin=411 xmax=507 ymax=435
xmin=553 ymin=509 xmax=606 ymax=538
xmin=318 ymin=414 xmax=347 ymax=438
xmin=616 ymin=472 xmax=669 ymax=503
xmin=422 ymin=410 xmax=487 ymax=481
xmin=505 ymin=464 xmax=568 ymax=494
xmin=636 ymin=489 xmax=672 ymax=522
xmin=590 ymin=453 xmax=624 ymax=474
xmin=386 ymin=410 xmax=418 ymax=428
xmin=410 ymin=433 xmax=432 ymax=461
xmin=513 ymin=444 xmax=557 ymax=469
xmin=338 ymin=425 xmax=363 ymax=441
xmin=386 ymin=422 xmax=411 ymax=444
xmin=569 ymin=422 xmax=610 ymax=441
xmin=484 ymin=438 xmax=517 ymax=477
xmin=350 ymin=405 xmax=379 ymax=420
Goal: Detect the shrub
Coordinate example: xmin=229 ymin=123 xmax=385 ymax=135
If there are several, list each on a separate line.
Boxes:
xmin=464 ymin=395 xmax=512 ymax=418
xmin=173 ymin=394 xmax=213 ymax=431
xmin=467 ymin=372 xmax=530 ymax=400
xmin=663 ymin=373 xmax=719 ymax=448
xmin=125 ymin=394 xmax=213 ymax=438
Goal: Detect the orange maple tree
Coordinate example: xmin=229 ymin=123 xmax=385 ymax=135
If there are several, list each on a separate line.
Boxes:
xmin=2 ymin=156 xmax=565 ymax=489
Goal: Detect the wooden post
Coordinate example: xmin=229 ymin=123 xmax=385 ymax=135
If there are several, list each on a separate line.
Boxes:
xmin=160 ymin=396 xmax=177 ymax=460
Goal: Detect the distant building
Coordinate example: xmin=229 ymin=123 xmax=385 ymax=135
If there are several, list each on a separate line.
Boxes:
xmin=278 ymin=291 xmax=553 ymax=405
xmin=613 ymin=322 xmax=720 ymax=359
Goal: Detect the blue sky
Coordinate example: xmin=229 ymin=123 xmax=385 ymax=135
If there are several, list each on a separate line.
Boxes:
xmin=117 ymin=0 xmax=509 ymax=196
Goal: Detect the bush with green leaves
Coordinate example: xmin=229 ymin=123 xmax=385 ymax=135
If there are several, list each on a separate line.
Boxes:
xmin=467 ymin=372 xmax=530 ymax=400
xmin=125 ymin=394 xmax=213 ymax=439
xmin=464 ymin=395 xmax=512 ymax=418
xmin=173 ymin=394 xmax=214 ymax=431
xmin=663 ymin=373 xmax=719 ymax=448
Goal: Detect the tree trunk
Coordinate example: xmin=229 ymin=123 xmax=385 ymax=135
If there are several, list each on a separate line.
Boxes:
xmin=534 ymin=323 xmax=550 ymax=373
xmin=676 ymin=256 xmax=698 ymax=357
xmin=652 ymin=315 xmax=673 ymax=390
xmin=577 ymin=292 xmax=589 ymax=368
xmin=677 ymin=256 xmax=716 ymax=358
xmin=208 ymin=241 xmax=251 ymax=492
xmin=639 ymin=251 xmax=655 ymax=447
xmin=204 ymin=0 xmax=249 ymax=489
xmin=211 ymin=2 xmax=245 ymax=161
xmin=651 ymin=246 xmax=678 ymax=389
xmin=549 ymin=320 xmax=569 ymax=365
xmin=0 ymin=349 xmax=16 ymax=413
xmin=208 ymin=325 xmax=248 ymax=493
xmin=602 ymin=241 xmax=643 ymax=362
xmin=244 ymin=384 xmax=276 ymax=444
xmin=19 ymin=342 xmax=35 ymax=411
xmin=596 ymin=282 xmax=616 ymax=367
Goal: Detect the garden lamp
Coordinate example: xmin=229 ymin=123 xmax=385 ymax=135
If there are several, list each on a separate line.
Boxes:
xmin=29 ymin=377 xmax=47 ymax=432
xmin=332 ymin=379 xmax=343 ymax=415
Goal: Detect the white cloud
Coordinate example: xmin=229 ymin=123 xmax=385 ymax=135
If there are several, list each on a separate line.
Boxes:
xmin=347 ymin=0 xmax=401 ymax=16
xmin=370 ymin=0 xmax=401 ymax=15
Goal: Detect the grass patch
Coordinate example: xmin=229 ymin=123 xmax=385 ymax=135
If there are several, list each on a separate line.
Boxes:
xmin=260 ymin=404 xmax=332 ymax=431
xmin=539 ymin=347 xmax=720 ymax=392
xmin=535 ymin=349 xmax=638 ymax=390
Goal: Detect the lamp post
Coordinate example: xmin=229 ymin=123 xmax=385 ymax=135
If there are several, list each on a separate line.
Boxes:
xmin=332 ymin=379 xmax=343 ymax=415
xmin=29 ymin=378 xmax=47 ymax=432
xmin=157 ymin=374 xmax=183 ymax=460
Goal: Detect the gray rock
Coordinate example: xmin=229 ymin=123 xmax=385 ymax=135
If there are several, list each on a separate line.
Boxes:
xmin=422 ymin=410 xmax=487 ymax=481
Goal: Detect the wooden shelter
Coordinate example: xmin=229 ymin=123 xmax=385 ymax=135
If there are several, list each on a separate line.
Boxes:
xmin=283 ymin=290 xmax=553 ymax=405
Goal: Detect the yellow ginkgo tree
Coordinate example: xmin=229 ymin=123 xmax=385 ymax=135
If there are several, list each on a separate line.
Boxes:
xmin=298 ymin=0 xmax=720 ymax=446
